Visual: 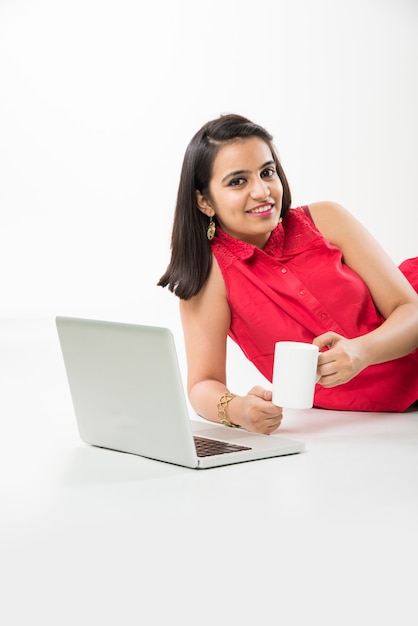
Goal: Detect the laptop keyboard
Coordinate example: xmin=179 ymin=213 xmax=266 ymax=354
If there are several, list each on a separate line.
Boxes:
xmin=194 ymin=435 xmax=251 ymax=457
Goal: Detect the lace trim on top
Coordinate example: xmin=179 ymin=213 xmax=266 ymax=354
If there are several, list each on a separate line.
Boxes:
xmin=211 ymin=207 xmax=319 ymax=268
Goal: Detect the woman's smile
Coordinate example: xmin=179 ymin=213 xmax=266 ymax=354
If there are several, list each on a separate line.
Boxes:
xmin=246 ymin=202 xmax=275 ymax=216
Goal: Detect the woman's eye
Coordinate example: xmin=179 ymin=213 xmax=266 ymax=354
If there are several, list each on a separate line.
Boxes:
xmin=261 ymin=167 xmax=276 ymax=178
xmin=229 ymin=177 xmax=245 ymax=186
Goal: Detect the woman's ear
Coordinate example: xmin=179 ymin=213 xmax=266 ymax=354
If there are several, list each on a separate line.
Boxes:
xmin=196 ymin=190 xmax=215 ymax=217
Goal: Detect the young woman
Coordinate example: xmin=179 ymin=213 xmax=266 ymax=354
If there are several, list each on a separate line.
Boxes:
xmin=158 ymin=114 xmax=418 ymax=434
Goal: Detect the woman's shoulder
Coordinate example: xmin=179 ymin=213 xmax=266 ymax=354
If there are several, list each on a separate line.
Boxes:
xmin=179 ymin=254 xmax=230 ymax=336
xmin=307 ymin=200 xmax=347 ymax=218
xmin=305 ymin=201 xmax=364 ymax=246
xmin=180 ymin=255 xmax=226 ymax=310
xmin=287 ymin=202 xmax=344 ymax=224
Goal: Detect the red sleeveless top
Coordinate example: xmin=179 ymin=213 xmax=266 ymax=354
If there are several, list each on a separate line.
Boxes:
xmin=211 ymin=207 xmax=418 ymax=411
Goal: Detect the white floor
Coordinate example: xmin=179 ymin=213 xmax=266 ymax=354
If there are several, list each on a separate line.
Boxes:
xmin=1 ymin=318 xmax=418 ymax=625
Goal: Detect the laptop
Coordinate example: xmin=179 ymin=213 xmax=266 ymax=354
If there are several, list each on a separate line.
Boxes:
xmin=56 ymin=316 xmax=305 ymax=469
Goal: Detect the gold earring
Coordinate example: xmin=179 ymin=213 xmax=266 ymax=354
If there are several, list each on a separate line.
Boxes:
xmin=207 ymin=217 xmax=216 ymax=240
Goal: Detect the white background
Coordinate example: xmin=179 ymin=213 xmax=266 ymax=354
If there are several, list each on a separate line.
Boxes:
xmin=1 ymin=4 xmax=417 ymax=624
xmin=1 ymin=0 xmax=417 ymax=315
xmin=1 ymin=0 xmax=417 ymax=391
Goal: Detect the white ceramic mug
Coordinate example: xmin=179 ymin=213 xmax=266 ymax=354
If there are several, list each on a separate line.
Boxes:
xmin=272 ymin=341 xmax=319 ymax=409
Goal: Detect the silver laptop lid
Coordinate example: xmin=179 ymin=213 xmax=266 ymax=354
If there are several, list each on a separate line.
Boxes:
xmin=56 ymin=316 xmax=200 ymax=467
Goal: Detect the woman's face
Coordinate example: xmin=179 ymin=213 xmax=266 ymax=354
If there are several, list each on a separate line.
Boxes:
xmin=196 ymin=136 xmax=284 ymax=248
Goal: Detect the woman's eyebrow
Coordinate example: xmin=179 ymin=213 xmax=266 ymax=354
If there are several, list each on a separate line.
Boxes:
xmin=221 ymin=169 xmax=249 ymax=183
xmin=221 ymin=160 xmax=275 ymax=183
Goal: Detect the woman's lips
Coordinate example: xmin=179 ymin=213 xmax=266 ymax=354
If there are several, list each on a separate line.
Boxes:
xmin=247 ymin=203 xmax=275 ymax=216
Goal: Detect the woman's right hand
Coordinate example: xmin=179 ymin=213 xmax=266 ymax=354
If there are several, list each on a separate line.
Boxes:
xmin=230 ymin=386 xmax=283 ymax=434
xmin=180 ymin=260 xmax=283 ymax=435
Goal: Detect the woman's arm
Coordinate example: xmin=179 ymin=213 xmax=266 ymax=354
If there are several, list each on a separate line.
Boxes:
xmin=309 ymin=201 xmax=418 ymax=386
xmin=180 ymin=257 xmax=283 ymax=433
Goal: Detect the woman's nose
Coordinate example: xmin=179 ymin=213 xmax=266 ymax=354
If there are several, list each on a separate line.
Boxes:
xmin=250 ymin=177 xmax=270 ymax=199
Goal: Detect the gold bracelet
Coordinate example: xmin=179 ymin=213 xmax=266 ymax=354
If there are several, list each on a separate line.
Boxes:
xmin=217 ymin=393 xmax=239 ymax=428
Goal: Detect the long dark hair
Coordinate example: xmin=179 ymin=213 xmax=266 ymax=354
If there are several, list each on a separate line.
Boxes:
xmin=158 ymin=113 xmax=292 ymax=299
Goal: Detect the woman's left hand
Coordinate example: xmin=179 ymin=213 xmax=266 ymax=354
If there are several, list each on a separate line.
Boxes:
xmin=313 ymin=332 xmax=366 ymax=387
